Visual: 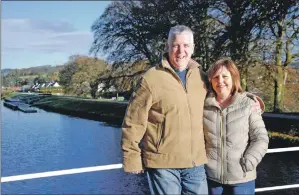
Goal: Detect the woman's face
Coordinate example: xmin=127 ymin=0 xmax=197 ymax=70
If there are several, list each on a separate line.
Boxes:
xmin=211 ymin=66 xmax=233 ymax=97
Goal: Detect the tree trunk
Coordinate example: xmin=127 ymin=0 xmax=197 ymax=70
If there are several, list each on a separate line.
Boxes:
xmin=240 ymin=68 xmax=248 ymax=91
xmin=239 ymin=59 xmax=249 ymax=91
xmin=90 ymin=83 xmax=98 ymax=99
xmin=273 ymin=21 xmax=284 ymax=112
xmin=273 ymin=66 xmax=285 ymax=113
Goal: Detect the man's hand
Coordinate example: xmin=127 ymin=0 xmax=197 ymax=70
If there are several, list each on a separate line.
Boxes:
xmin=245 ymin=92 xmax=264 ymax=113
xmin=251 ymin=99 xmax=262 ymax=114
xmin=128 ymin=170 xmax=145 ymax=174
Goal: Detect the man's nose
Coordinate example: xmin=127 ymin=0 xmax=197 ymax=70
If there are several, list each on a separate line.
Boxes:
xmin=179 ymin=45 xmax=184 ymax=53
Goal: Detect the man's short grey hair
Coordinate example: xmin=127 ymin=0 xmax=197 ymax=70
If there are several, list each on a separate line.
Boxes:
xmin=168 ymin=25 xmax=194 ymax=45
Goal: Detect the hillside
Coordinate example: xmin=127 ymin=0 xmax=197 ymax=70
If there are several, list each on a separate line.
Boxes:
xmin=1 ymin=69 xmax=13 ymax=76
xmin=1 ymin=65 xmax=65 ymax=76
xmin=1 ymin=65 xmax=65 ymax=87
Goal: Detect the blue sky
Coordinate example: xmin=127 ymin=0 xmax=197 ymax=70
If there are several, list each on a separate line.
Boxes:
xmin=1 ymin=1 xmax=111 ymax=69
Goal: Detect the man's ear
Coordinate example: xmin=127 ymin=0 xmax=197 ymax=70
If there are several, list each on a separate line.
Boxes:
xmin=164 ymin=42 xmax=169 ymax=52
xmin=191 ymin=43 xmax=195 ymax=55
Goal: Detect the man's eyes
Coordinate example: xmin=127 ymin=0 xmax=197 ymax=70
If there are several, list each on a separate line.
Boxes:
xmin=173 ymin=44 xmax=190 ymax=48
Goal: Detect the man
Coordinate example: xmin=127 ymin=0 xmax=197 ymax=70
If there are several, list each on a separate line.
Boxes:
xmin=121 ymin=25 xmax=208 ymax=195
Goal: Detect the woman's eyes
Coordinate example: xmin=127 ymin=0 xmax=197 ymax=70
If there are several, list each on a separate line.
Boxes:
xmin=212 ymin=75 xmax=229 ymax=79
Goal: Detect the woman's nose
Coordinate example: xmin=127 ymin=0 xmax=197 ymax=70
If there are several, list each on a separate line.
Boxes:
xmin=218 ymin=76 xmax=223 ymax=82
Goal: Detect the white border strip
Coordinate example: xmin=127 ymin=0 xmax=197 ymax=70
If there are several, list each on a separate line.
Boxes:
xmin=1 ymin=163 xmax=122 ymax=183
xmin=267 ymin=146 xmax=299 ymax=153
xmin=255 ymin=184 xmax=299 ymax=192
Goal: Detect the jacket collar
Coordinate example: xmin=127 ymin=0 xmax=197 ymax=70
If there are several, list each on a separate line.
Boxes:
xmin=205 ymin=92 xmax=244 ymax=108
xmin=159 ymin=53 xmax=200 ymax=71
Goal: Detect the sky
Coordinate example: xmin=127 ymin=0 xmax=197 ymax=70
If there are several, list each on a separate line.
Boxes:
xmin=1 ymin=1 xmax=111 ymax=69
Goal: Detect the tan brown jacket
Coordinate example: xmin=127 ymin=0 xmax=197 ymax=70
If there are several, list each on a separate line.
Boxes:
xmin=121 ymin=57 xmax=208 ymax=172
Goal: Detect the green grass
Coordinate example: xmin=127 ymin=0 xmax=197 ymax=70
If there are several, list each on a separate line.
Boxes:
xmin=1 ymin=90 xmax=17 ymax=99
xmin=31 ymin=95 xmax=127 ymax=125
xmin=268 ymin=131 xmax=299 ymax=148
xmin=19 ymin=75 xmax=39 ymax=79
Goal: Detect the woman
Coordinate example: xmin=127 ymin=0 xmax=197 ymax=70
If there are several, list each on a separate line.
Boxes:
xmin=203 ymin=58 xmax=269 ymax=195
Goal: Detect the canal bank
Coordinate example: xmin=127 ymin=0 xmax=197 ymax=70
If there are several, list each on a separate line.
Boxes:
xmin=5 ymin=93 xmax=299 ymax=148
xmin=32 ymin=94 xmax=299 ymax=128
xmin=31 ymin=95 xmax=127 ymax=126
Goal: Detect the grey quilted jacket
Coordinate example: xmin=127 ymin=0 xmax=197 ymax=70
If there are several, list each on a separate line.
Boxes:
xmin=203 ymin=92 xmax=269 ymax=184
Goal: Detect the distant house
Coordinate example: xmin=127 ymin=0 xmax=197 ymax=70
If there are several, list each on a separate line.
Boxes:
xmin=40 ymin=81 xmax=60 ymax=88
xmin=52 ymin=82 xmax=60 ymax=87
xmin=30 ymin=81 xmax=60 ymax=92
xmin=31 ymin=83 xmax=41 ymax=91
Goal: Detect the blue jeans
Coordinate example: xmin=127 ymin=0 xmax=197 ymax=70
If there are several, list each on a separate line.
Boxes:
xmin=146 ymin=165 xmax=208 ymax=195
xmin=207 ymin=179 xmax=255 ymax=195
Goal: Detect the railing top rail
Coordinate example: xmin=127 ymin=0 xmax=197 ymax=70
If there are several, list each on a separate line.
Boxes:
xmin=2 ymin=147 xmax=299 ymax=193
xmin=267 ymin=146 xmax=299 ymax=153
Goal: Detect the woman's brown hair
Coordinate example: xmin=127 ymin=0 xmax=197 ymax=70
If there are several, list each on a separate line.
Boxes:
xmin=207 ymin=58 xmax=243 ymax=96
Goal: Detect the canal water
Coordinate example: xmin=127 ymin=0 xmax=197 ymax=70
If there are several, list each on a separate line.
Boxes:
xmin=1 ymin=102 xmax=298 ymax=194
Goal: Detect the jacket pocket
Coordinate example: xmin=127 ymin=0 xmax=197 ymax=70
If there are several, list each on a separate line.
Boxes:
xmin=156 ymin=120 xmax=165 ymax=152
xmin=240 ymin=156 xmax=247 ymax=177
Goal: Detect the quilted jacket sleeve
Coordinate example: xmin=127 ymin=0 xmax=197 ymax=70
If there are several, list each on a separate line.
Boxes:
xmin=121 ymin=78 xmax=153 ymax=172
xmin=243 ymin=99 xmax=269 ymax=172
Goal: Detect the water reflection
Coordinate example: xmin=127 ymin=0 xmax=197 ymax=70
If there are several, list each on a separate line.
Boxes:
xmin=1 ymin=103 xmax=298 ymax=194
xmin=256 ymin=152 xmax=299 ymax=195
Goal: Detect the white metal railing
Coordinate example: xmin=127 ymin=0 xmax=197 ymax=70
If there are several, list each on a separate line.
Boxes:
xmin=1 ymin=164 xmax=123 ymax=183
xmin=267 ymin=146 xmax=299 ymax=153
xmin=1 ymin=147 xmax=299 ymax=193
xmin=255 ymin=184 xmax=299 ymax=192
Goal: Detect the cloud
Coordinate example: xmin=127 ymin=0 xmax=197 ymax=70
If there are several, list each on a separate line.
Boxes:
xmin=2 ymin=18 xmax=93 ymax=54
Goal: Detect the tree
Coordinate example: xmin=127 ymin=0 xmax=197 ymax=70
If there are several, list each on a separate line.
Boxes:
xmin=209 ymin=0 xmax=271 ymax=89
xmin=90 ymin=0 xmax=213 ymax=71
xmin=59 ymin=55 xmax=80 ymax=88
xmin=96 ymin=60 xmax=151 ymax=97
xmin=262 ymin=0 xmax=299 ymax=112
xmin=59 ymin=55 xmax=108 ymax=98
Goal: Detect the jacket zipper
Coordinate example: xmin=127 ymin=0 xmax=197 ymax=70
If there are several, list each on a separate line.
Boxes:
xmin=185 ymin=70 xmax=194 ymax=166
xmin=168 ymin=67 xmax=194 ymax=166
xmin=220 ymin=111 xmax=224 ymax=183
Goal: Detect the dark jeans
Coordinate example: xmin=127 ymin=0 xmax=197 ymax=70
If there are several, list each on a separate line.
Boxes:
xmin=207 ymin=179 xmax=255 ymax=195
xmin=146 ymin=165 xmax=208 ymax=195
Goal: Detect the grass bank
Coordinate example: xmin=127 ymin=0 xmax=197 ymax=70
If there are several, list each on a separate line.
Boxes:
xmin=32 ymin=95 xmax=127 ymax=126
xmin=1 ymin=89 xmax=15 ymax=99
xmin=268 ymin=131 xmax=299 ymax=148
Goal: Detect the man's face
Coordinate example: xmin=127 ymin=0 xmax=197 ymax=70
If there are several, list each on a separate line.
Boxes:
xmin=168 ymin=33 xmax=194 ymax=71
